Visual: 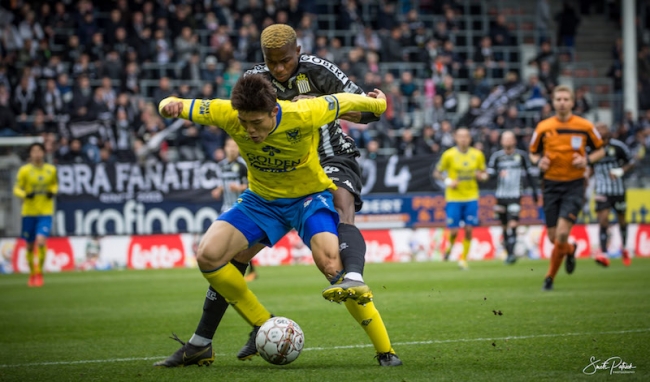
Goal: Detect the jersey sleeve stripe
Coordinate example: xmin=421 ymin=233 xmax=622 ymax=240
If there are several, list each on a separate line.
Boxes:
xmin=188 ymin=99 xmax=196 ymax=122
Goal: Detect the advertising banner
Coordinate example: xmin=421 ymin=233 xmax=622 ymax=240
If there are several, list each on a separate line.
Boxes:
xmin=1 ymin=224 xmax=648 ymax=274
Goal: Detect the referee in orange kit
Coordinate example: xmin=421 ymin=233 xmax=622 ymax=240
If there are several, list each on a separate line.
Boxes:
xmin=529 ymin=85 xmax=605 ymax=291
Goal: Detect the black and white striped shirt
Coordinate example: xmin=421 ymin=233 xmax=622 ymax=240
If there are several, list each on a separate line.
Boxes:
xmin=487 ymin=149 xmax=536 ymax=199
xmin=217 ymin=157 xmax=248 ymax=213
xmin=592 ymin=139 xmax=632 ymax=196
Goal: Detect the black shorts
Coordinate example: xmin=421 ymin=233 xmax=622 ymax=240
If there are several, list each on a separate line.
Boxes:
xmin=542 ymin=179 xmax=585 ymax=227
xmin=494 ymin=198 xmax=521 ymax=225
xmin=321 ymin=155 xmax=363 ymax=212
xmin=594 ymin=194 xmax=627 ymax=214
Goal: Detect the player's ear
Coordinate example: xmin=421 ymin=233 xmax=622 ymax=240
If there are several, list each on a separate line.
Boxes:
xmin=295 ymin=45 xmax=301 ymax=56
xmin=270 ymin=105 xmax=279 ymax=117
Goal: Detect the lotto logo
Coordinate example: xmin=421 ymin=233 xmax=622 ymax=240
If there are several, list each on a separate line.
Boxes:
xmin=127 ymin=235 xmax=185 ymax=269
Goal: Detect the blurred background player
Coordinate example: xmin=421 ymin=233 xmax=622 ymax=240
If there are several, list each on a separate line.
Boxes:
xmin=589 ymin=122 xmax=634 ymax=267
xmin=211 ymin=137 xmax=256 ymax=280
xmin=433 ymin=128 xmax=488 ymax=270
xmin=529 ymin=85 xmax=604 ymax=291
xmin=12 ymin=143 xmax=58 ymax=287
xmin=161 ymin=24 xmax=399 ymax=367
xmin=487 ymin=131 xmax=538 ymax=264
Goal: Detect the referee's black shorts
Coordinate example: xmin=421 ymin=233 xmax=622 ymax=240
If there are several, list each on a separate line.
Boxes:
xmin=542 ymin=178 xmax=585 ymax=227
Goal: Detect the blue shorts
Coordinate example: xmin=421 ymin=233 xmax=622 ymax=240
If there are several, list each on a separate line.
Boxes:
xmin=445 ymin=201 xmax=479 ymax=228
xmin=217 ymin=189 xmax=339 ymax=248
xmin=21 ymin=216 xmax=52 ymax=243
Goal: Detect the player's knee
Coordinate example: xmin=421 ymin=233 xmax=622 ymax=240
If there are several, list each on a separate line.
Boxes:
xmin=196 ymin=240 xmax=230 ymax=270
xmin=36 ymin=236 xmax=46 ymax=247
xmin=556 ymin=231 xmax=569 ymax=243
xmin=507 ymin=220 xmax=518 ymax=229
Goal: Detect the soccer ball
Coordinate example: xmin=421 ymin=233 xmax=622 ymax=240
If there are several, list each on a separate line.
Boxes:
xmin=255 ymin=316 xmax=304 ymax=365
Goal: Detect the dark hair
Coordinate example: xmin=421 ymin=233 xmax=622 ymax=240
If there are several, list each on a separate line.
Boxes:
xmin=231 ymin=74 xmax=277 ymax=114
xmin=28 ymin=142 xmax=45 ymax=153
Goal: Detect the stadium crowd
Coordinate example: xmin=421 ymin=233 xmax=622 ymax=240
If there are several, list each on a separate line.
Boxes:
xmin=0 ymin=0 xmax=648 ymax=175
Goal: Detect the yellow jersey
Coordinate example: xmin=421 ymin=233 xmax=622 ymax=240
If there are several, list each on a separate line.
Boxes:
xmin=159 ymin=93 xmax=385 ymax=200
xmin=436 ymin=147 xmax=486 ymax=202
xmin=13 ymin=163 xmax=58 ymax=216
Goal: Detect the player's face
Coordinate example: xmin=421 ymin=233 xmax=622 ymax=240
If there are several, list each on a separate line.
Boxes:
xmin=501 ymin=133 xmax=516 ymax=150
xmin=238 ymin=106 xmax=279 ymax=143
xmin=552 ymin=90 xmax=574 ymax=116
xmin=224 ymin=139 xmax=240 ymax=159
xmin=29 ymin=145 xmax=45 ymax=163
xmin=263 ymin=43 xmax=300 ymax=83
xmin=455 ymin=129 xmax=471 ymax=149
xmin=596 ymin=124 xmax=611 ymax=143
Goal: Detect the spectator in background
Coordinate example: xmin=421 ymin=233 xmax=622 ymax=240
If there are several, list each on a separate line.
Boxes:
xmin=121 ymin=61 xmax=140 ymax=95
xmin=355 ymin=25 xmax=381 ymax=54
xmin=376 ymin=2 xmax=399 ymax=32
xmin=524 ymin=74 xmax=547 ymax=111
xmin=416 ymin=125 xmax=439 ymax=155
xmin=13 ymin=75 xmax=39 ymax=125
xmin=536 ymin=0 xmax=552 ymax=44
xmin=490 ymin=15 xmax=513 ymax=47
xmin=381 ymin=27 xmax=404 ymax=62
xmin=458 ymin=96 xmax=483 ymax=128
xmin=434 ymin=119 xmax=455 ymax=152
xmin=555 ymin=1 xmax=580 ymax=53
xmin=181 ymin=51 xmax=202 ymax=83
xmin=473 ymin=36 xmax=494 ymax=64
xmin=397 ymin=128 xmax=418 ymax=158
xmin=606 ymin=59 xmax=623 ymax=123
xmin=437 ymin=74 xmax=458 ymax=113
xmin=338 ymin=0 xmax=362 ymax=32
xmin=573 ymin=86 xmax=591 ymax=116
xmin=221 ymin=60 xmax=241 ymax=98
xmin=41 ymin=78 xmax=64 ymax=124
xmin=0 ymin=84 xmax=19 ymax=136
xmin=468 ymin=66 xmax=492 ymax=101
xmin=69 ymin=75 xmax=93 ymax=122
xmin=60 ymin=138 xmax=90 ymax=164
xmin=152 ymin=77 xmax=175 ymax=105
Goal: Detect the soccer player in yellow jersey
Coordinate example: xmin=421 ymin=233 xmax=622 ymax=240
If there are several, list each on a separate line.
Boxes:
xmin=157 ymin=74 xmax=401 ymax=366
xmin=433 ymin=128 xmax=488 ymax=270
xmin=13 ymin=143 xmax=58 ymax=287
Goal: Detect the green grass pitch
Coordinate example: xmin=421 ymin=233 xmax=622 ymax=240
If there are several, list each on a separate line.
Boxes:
xmin=1 ymin=258 xmax=649 ymax=382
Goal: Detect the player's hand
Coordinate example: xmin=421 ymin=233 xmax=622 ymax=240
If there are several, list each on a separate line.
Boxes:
xmin=229 ymin=183 xmax=240 ymax=191
xmin=367 ymin=88 xmax=386 ymax=101
xmin=25 ymin=192 xmax=35 ymax=199
xmin=292 ymin=95 xmax=315 ymax=102
xmin=538 ymin=156 xmax=550 ymax=172
xmin=572 ymin=153 xmax=588 ymax=169
xmin=444 ymin=178 xmax=458 ymax=189
xmin=476 ymin=171 xmax=489 ymax=181
xmin=161 ymin=101 xmax=184 ymax=118
xmin=211 ymin=188 xmax=222 ymax=200
xmin=609 ymin=168 xmax=624 ymax=179
xmin=45 ymin=191 xmax=55 ymax=199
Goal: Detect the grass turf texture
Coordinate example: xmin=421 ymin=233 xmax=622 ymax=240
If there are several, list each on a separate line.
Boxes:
xmin=1 ymin=259 xmax=649 ymax=382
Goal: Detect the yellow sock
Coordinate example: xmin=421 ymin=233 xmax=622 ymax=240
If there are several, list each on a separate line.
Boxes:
xmin=26 ymin=249 xmax=35 ymax=276
xmin=344 ymin=300 xmax=392 ymax=354
xmin=37 ymin=246 xmax=46 ymax=275
xmin=461 ymin=238 xmax=471 ymax=261
xmin=202 ymin=263 xmax=271 ymax=326
xmin=446 ymin=232 xmax=457 ymax=255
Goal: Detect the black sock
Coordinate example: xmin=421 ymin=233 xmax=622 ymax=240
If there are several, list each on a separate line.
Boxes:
xmin=599 ymin=225 xmax=608 ymax=253
xmin=194 ymin=259 xmax=248 ymax=339
xmin=620 ymin=224 xmax=628 ymax=247
xmin=338 ymin=223 xmax=366 ymax=275
xmin=248 ymin=263 xmax=255 ymax=273
xmin=505 ymin=227 xmax=516 ymax=256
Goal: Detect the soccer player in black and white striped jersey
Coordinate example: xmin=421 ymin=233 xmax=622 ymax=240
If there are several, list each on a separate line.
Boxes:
xmin=487 ymin=131 xmax=539 ymax=264
xmin=589 ymin=123 xmax=634 ymax=267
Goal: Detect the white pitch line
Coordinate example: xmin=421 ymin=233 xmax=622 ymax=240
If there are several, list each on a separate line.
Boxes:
xmin=2 ymin=328 xmax=649 ymax=368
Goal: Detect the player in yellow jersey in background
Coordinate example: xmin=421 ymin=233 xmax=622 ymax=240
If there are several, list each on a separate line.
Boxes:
xmin=13 ymin=143 xmax=58 ymax=287
xmin=433 ymin=128 xmax=488 ymax=270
